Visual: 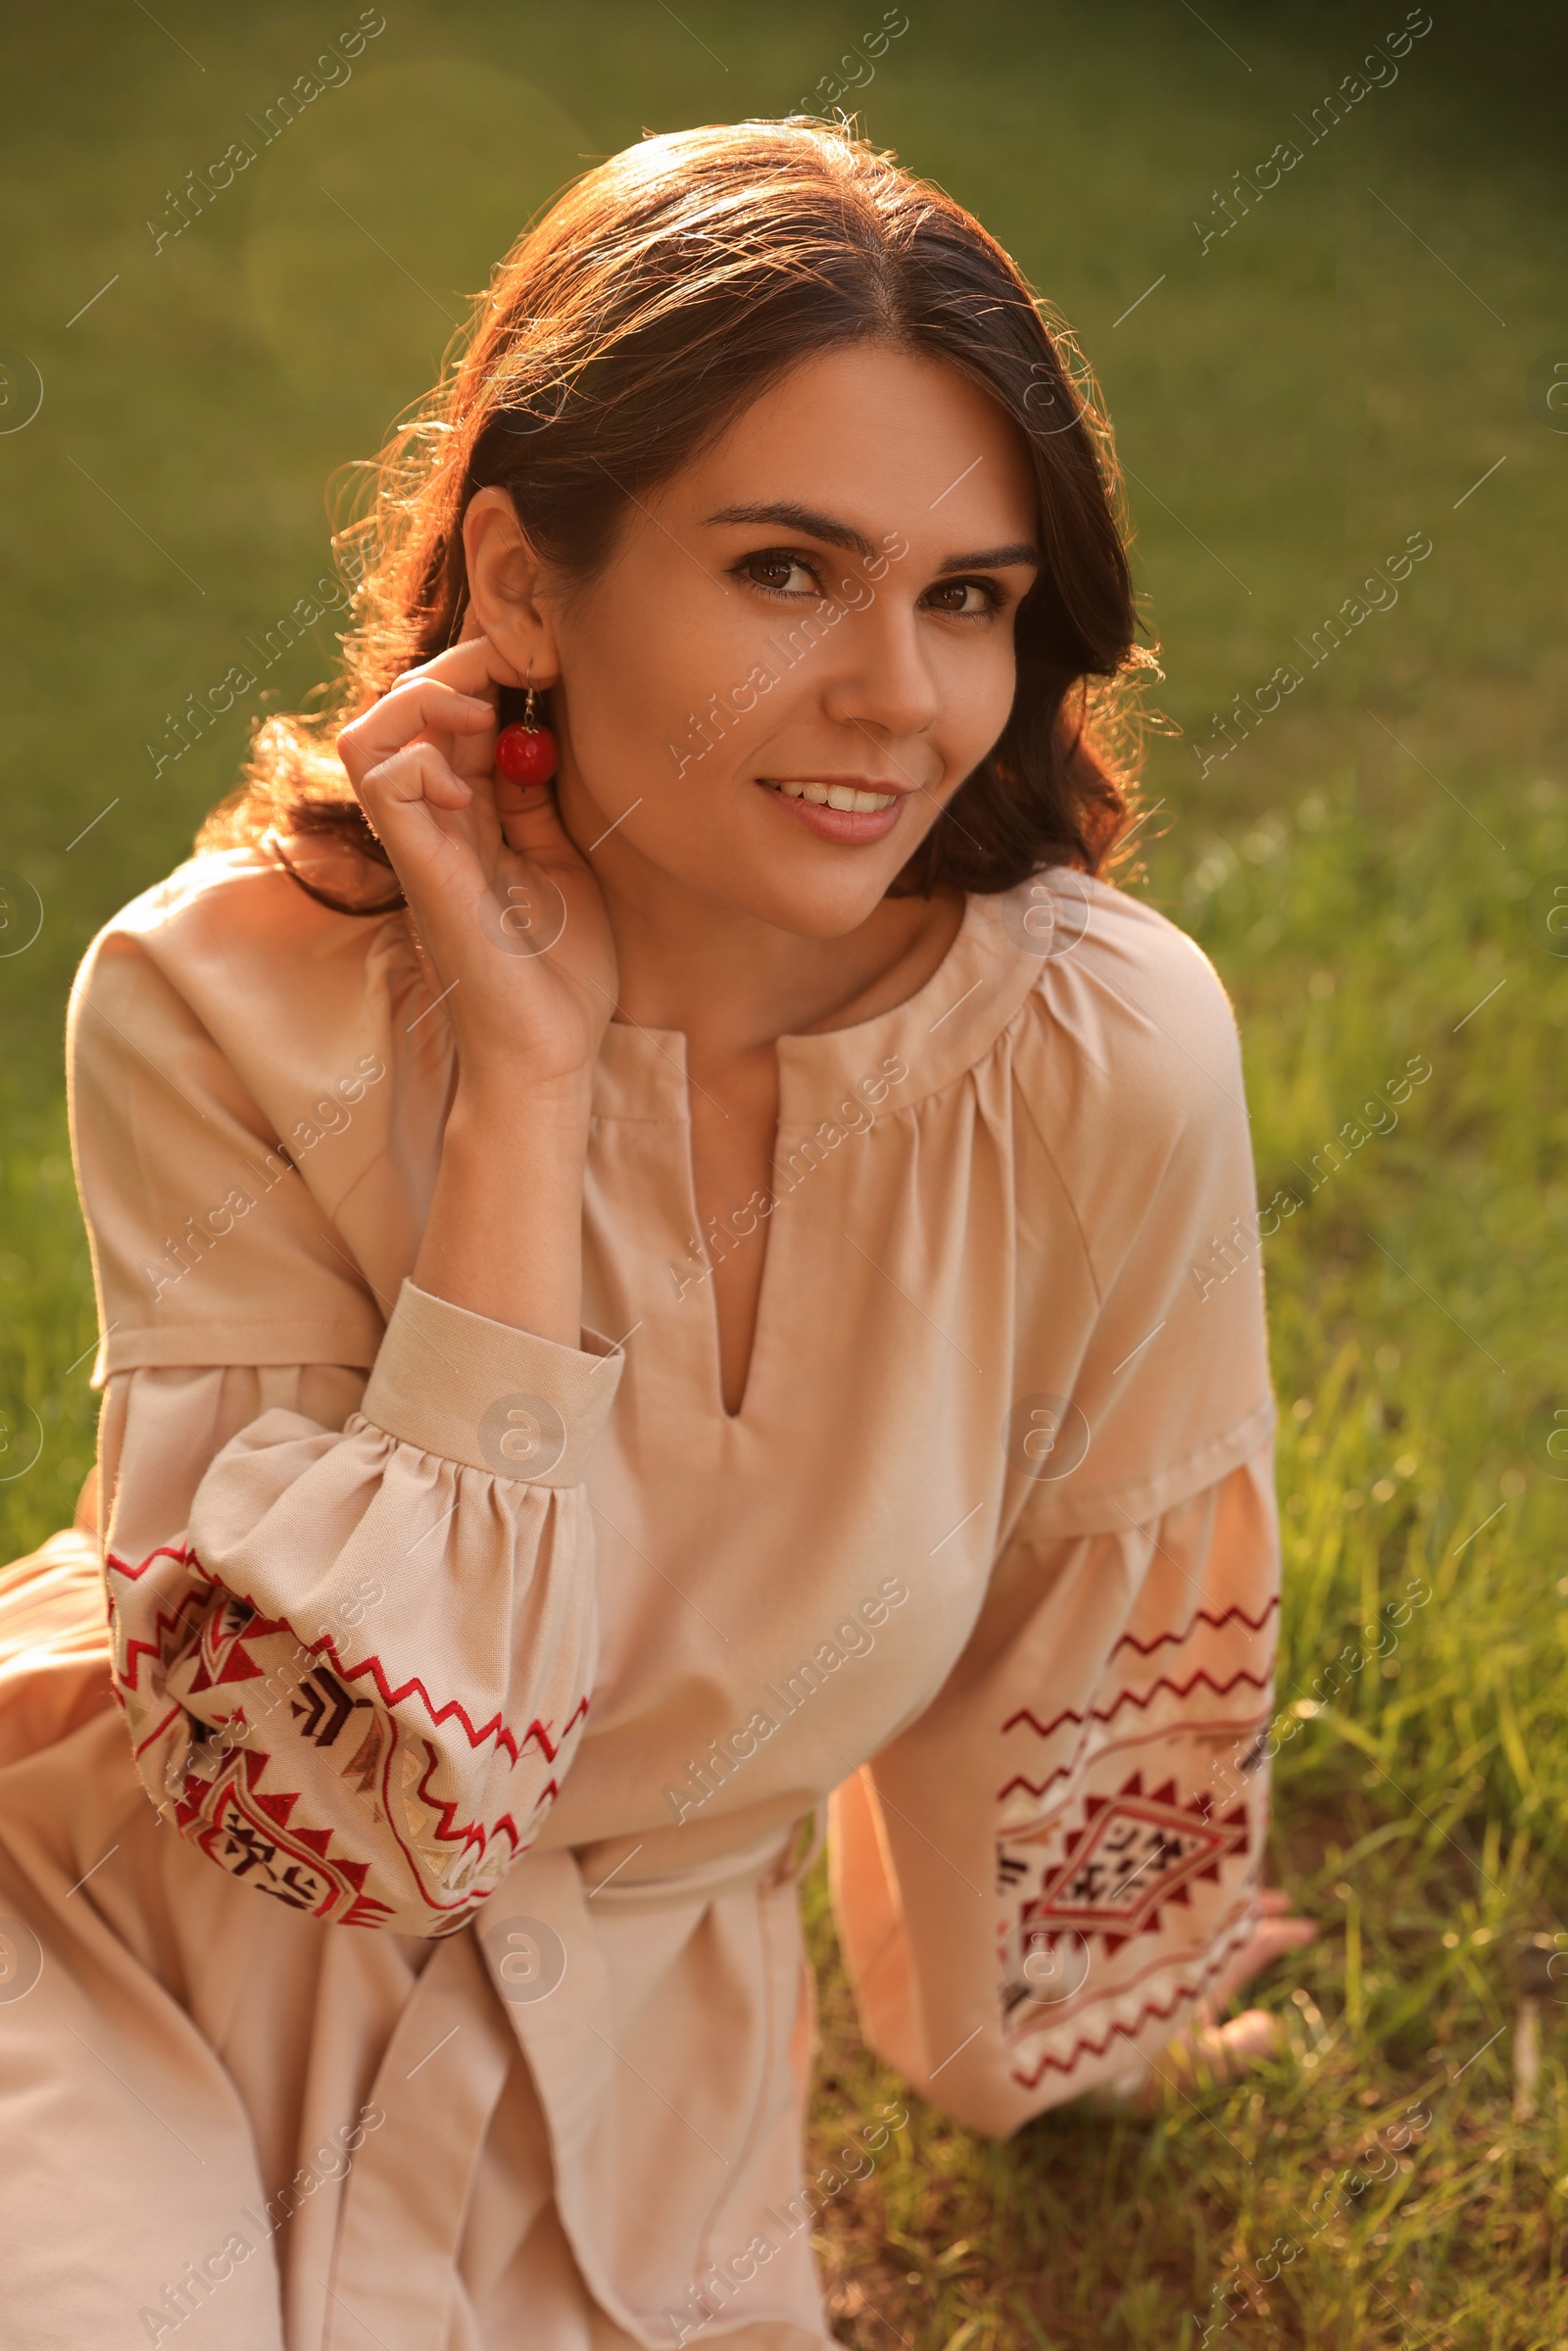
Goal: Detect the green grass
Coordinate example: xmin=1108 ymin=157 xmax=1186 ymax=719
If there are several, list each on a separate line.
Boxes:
xmin=804 ymin=777 xmax=1568 ymax=2349
xmin=3 ymin=4 xmax=1566 ymax=2344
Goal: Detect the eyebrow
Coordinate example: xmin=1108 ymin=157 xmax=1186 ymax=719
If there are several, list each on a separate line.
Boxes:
xmin=702 ymin=501 xmax=1040 ymax=575
xmin=934 ymin=541 xmax=1041 ymax=575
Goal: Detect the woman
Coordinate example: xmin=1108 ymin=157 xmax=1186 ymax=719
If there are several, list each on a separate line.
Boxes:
xmin=0 ymin=121 xmax=1307 ymax=2349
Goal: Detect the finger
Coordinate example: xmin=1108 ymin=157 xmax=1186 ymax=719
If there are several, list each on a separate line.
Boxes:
xmin=1267 ymin=1917 xmax=1320 ymax=1947
xmin=358 ymin=743 xmax=473 ymax=835
xmin=1098 ymin=1999 xmax=1289 ymax=2116
xmin=451 ymin=721 xmax=506 ymax=783
xmin=338 ymin=682 xmax=494 ymax=785
xmin=355 ymin=748 xmax=492 ymax=913
xmin=1213 ymin=2008 xmax=1284 ymax=2066
xmin=495 ymin=776 xmax=577 ymax=863
xmin=1155 ymin=2010 xmax=1283 ymax=2100
xmin=1258 ymin=1888 xmax=1295 ymax=1917
xmin=405 ymin=633 xmax=525 ymax=696
xmin=1208 ymin=1919 xmax=1319 ymax=2000
xmin=1238 ymin=1920 xmax=1320 ymax=1974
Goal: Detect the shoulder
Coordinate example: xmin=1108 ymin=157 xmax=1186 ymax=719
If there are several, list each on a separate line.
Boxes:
xmin=67 ymin=852 xmax=407 ymax=1377
xmin=1001 ymin=871 xmax=1244 ymax=1149
xmin=70 ymin=846 xmax=418 ymax=1073
xmin=68 ymin=849 xmax=430 ymax=1199
xmin=994 ymin=874 xmax=1255 ymax=1300
xmin=1038 ymin=871 xmax=1240 ymax=1080
xmin=72 ymin=844 xmax=404 ymax=1019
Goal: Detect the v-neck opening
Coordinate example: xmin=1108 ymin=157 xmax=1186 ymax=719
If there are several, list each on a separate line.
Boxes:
xmin=687 ymin=903 xmax=983 ymax=1427
xmin=591 ymin=884 xmax=1048 ymax=1126
xmin=681 ymin=1059 xmax=777 ymax=1430
xmin=590 ymin=882 xmax=1053 ymax=1425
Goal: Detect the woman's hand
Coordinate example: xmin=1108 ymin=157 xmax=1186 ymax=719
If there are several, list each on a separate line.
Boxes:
xmin=1152 ymin=1890 xmax=1318 ymax=2093
xmin=336 ymin=631 xmax=616 ymax=1103
xmin=1092 ymin=1890 xmax=1319 ymax=2112
xmin=1197 ymin=1886 xmax=1319 ymax=2018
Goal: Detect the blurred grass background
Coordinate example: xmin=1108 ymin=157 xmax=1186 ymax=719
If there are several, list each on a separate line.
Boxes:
xmin=2 ymin=3 xmax=1566 ymax=2343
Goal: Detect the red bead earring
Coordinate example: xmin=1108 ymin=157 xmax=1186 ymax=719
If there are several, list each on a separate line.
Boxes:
xmin=495 ymin=670 xmax=559 ymax=788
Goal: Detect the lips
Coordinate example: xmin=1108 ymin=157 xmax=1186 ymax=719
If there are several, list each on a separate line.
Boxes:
xmin=754 ymin=774 xmax=910 ymax=845
xmin=764 ymin=778 xmax=900 ymax=812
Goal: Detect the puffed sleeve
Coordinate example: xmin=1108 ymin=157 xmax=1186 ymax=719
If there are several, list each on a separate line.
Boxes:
xmin=830 ymin=1447 xmax=1279 ymax=2134
xmin=69 ymin=858 xmax=623 ymax=1934
xmin=831 ymin=876 xmax=1281 ymax=2132
xmin=99 ymin=1294 xmax=619 ymax=1935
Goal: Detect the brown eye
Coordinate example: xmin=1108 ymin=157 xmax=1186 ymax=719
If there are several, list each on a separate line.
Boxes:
xmin=739 ymin=552 xmax=818 ymax=596
xmin=925 ymin=579 xmax=995 ymax=615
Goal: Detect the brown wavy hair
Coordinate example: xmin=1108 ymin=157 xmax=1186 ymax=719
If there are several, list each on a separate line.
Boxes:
xmin=200 ymin=118 xmax=1154 ymax=907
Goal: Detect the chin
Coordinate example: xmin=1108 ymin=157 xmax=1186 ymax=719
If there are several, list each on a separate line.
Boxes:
xmin=714 ymin=786 xmax=942 ymax=934
xmin=716 ymin=859 xmax=908 ymax=938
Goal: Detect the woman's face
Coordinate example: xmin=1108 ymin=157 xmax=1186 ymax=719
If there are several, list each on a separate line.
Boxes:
xmin=536 ymin=342 xmax=1042 ymax=938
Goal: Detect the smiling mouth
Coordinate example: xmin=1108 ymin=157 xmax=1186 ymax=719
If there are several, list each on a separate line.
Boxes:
xmin=759 ymin=778 xmax=903 ymax=812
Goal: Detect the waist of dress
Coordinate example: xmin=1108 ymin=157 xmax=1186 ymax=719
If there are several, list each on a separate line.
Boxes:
xmin=563 ymin=1807 xmax=823 ymax=1914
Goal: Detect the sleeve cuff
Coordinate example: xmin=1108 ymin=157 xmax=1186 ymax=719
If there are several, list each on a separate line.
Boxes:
xmin=359 ymin=1279 xmax=624 ymax=1487
xmin=1013 ymin=1394 xmax=1277 ymax=1538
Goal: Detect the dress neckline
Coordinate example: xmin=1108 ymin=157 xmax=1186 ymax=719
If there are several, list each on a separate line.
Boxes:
xmin=591 ymin=880 xmax=1051 ymax=1128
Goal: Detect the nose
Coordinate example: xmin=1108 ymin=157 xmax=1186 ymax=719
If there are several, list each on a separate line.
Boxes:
xmin=820 ymin=597 xmax=941 ymax=750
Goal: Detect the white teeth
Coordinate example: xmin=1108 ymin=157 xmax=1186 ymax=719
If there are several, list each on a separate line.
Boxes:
xmin=771 ymin=780 xmax=898 ymax=812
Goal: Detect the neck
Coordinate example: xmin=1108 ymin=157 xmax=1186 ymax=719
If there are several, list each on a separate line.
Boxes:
xmin=584 ymin=834 xmax=964 ymax=1074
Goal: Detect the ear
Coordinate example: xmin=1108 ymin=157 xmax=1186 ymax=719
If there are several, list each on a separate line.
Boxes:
xmin=462 ymin=487 xmax=561 ymax=682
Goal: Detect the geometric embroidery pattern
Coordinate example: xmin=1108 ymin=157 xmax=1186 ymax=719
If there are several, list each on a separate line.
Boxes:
xmin=1020 ymin=1772 xmax=1249 ymax=1956
xmin=105 ymin=1537 xmax=589 ymax=1930
xmin=986 ymin=1569 xmax=1278 ymax=2094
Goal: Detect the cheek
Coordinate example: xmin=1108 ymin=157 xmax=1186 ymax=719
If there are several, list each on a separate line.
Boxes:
xmin=555 ymin=606 xmax=676 ymax=780
xmin=939 ymin=625 xmax=1021 ymax=777
xmin=559 ymin=596 xmax=836 ymax=849
xmin=554 ymin=574 xmax=777 ymax=805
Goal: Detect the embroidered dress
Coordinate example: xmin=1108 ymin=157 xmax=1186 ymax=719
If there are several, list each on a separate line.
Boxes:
xmin=0 ymin=852 xmax=1278 ymax=2349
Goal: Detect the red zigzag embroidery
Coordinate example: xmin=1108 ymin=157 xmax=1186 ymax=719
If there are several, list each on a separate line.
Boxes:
xmin=1108 ymin=1595 xmax=1279 ymax=1662
xmin=1002 ymin=1662 xmax=1273 ymax=1746
xmin=1007 ymin=1945 xmax=1244 ymax=2088
xmin=108 ymin=1544 xmax=589 ymax=1767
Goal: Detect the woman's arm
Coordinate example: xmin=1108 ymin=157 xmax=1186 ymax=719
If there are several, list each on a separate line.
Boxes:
xmin=411 ymin=1079 xmax=591 ymax=1347
xmin=337 ymin=629 xmax=616 ymax=1347
xmin=99 ymin=1306 xmax=620 ymax=1933
xmin=70 ymin=634 xmax=625 ymax=1931
xmin=830 ymin=1446 xmax=1288 ymax=2134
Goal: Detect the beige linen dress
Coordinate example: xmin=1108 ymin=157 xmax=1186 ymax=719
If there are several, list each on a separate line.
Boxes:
xmin=0 ymin=849 xmax=1279 ymax=2349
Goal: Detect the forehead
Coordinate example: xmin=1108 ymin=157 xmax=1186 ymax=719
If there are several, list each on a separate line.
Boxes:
xmin=667 ymin=343 xmax=1038 ymax=543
